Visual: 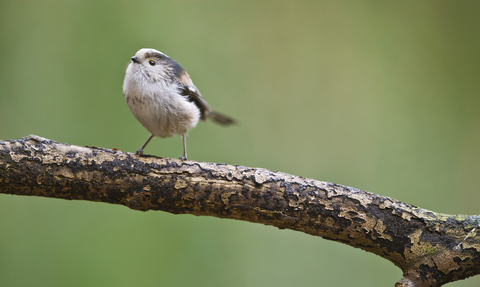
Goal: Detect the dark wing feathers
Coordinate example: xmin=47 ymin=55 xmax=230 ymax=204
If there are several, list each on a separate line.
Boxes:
xmin=174 ymin=65 xmax=235 ymax=125
xmin=179 ymin=83 xmax=212 ymax=121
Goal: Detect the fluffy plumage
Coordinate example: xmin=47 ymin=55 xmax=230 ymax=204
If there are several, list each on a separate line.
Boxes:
xmin=123 ymin=48 xmax=234 ymax=159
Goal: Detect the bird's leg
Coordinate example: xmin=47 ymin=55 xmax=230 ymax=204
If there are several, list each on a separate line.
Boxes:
xmin=180 ymin=134 xmax=187 ymax=160
xmin=136 ymin=134 xmax=154 ymax=155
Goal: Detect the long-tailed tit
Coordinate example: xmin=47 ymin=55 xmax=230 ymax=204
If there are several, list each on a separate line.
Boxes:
xmin=123 ymin=48 xmax=235 ymax=160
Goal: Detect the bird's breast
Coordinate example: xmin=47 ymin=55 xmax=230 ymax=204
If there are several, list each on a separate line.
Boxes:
xmin=124 ymin=81 xmax=200 ymax=138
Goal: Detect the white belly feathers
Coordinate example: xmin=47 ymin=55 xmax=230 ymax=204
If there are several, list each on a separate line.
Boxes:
xmin=124 ymin=79 xmax=200 ymax=138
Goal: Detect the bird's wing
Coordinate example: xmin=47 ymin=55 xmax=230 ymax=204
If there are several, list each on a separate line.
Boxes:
xmin=177 ymin=70 xmax=212 ymax=121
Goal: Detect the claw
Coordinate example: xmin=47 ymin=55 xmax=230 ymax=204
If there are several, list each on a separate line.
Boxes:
xmin=136 ymin=134 xmax=153 ymax=156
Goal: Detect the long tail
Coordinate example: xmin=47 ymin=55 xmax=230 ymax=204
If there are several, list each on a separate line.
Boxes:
xmin=208 ymin=111 xmax=236 ymax=126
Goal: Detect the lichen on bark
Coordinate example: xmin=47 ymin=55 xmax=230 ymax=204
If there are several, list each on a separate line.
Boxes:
xmin=1 ymin=135 xmax=479 ymax=287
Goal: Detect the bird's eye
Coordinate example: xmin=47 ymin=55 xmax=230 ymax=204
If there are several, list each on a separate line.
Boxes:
xmin=149 ymin=60 xmax=156 ymax=66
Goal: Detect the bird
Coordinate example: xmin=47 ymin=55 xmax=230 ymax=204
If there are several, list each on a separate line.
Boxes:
xmin=123 ymin=48 xmax=235 ymax=160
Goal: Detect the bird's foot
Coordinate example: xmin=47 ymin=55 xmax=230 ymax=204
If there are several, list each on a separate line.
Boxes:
xmin=136 ymin=149 xmax=144 ymax=155
xmin=179 ymin=155 xmax=187 ymax=161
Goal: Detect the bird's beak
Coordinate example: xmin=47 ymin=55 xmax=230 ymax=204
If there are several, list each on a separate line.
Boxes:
xmin=131 ymin=56 xmax=140 ymax=64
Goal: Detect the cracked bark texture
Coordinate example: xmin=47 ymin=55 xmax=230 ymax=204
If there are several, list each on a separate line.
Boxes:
xmin=1 ymin=135 xmax=479 ymax=287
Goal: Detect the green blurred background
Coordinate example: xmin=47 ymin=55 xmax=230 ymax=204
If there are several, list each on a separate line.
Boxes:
xmin=1 ymin=1 xmax=480 ymax=286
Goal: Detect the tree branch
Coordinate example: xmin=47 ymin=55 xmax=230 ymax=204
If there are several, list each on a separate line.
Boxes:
xmin=1 ymin=135 xmax=479 ymax=286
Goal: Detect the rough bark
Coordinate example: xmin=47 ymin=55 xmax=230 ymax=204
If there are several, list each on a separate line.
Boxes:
xmin=1 ymin=135 xmax=479 ymax=286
